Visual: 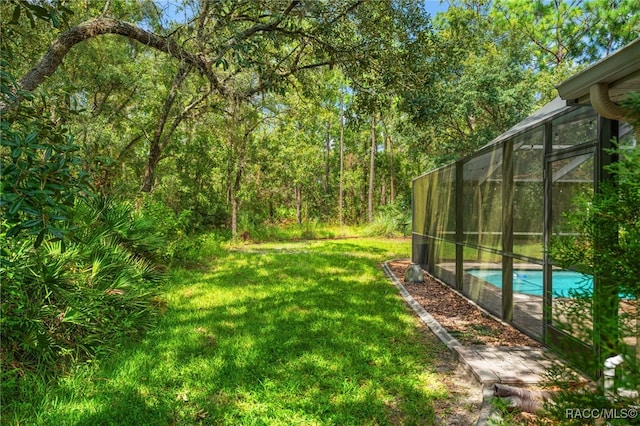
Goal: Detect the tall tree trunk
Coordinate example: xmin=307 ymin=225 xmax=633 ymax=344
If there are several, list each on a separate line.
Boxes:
xmin=224 ymin=97 xmax=265 ymax=238
xmin=381 ymin=126 xmax=387 ymax=206
xmin=389 ymin=134 xmax=395 ymax=203
xmin=296 ymin=184 xmax=302 ymax=224
xmin=141 ymin=142 xmax=163 ymax=193
xmin=380 ymin=115 xmax=395 ymax=205
xmin=141 ymin=63 xmax=191 ymax=193
xmin=324 ymin=120 xmax=331 ymax=193
xmin=368 ymin=113 xmax=376 ymax=222
xmin=226 ymin=132 xmax=233 ymax=206
xmin=231 ymin=131 xmax=247 ymax=238
xmin=339 ymin=90 xmax=345 ymax=226
xmin=231 ymin=196 xmax=239 ymax=238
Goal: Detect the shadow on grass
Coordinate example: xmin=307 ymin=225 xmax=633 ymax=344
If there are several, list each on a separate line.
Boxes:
xmin=32 ymin=239 xmax=448 ymax=425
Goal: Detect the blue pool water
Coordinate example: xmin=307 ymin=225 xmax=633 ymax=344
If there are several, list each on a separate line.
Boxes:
xmin=466 ymin=269 xmax=593 ymax=297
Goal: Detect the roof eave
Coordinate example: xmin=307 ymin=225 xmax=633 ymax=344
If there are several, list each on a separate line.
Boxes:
xmin=556 ymin=38 xmax=640 ymax=102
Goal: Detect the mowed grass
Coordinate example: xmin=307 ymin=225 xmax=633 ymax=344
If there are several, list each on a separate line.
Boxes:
xmin=8 ymin=238 xmax=452 ymax=425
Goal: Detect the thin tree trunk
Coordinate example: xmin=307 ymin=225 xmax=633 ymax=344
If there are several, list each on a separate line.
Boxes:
xmin=226 ymin=130 xmax=234 ymax=205
xmin=389 ymin=134 xmax=395 ymax=203
xmin=381 ymin=126 xmax=387 ymax=206
xmin=380 ymin=114 xmax=395 ymax=205
xmin=228 ymin=102 xmax=266 ymax=238
xmin=296 ymin=184 xmax=302 ymax=224
xmin=339 ymin=90 xmax=345 ymax=226
xmin=324 ymin=120 xmax=331 ymax=193
xmin=141 ymin=63 xmax=191 ymax=192
xmin=368 ymin=113 xmax=376 ymax=223
xmin=231 ymin=196 xmax=239 ymax=238
xmin=141 ymin=143 xmax=162 ymax=193
xmin=231 ymin=135 xmax=247 ymax=238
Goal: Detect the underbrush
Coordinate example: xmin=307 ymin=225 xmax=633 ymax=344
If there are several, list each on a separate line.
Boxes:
xmin=0 ymin=196 xmax=167 ymax=412
xmin=234 ymin=218 xmax=364 ymax=243
xmin=364 ymin=201 xmax=411 ymax=238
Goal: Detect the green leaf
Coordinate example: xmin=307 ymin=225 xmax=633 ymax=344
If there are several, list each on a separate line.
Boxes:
xmin=215 ymin=58 xmax=229 ymax=71
xmin=24 ymin=132 xmax=37 ymax=145
xmin=1 ymin=163 xmax=16 ymax=175
xmin=22 ymin=219 xmax=41 ymax=228
xmin=6 ymin=225 xmax=21 ymax=237
xmin=34 ymin=229 xmax=45 ymax=248
xmin=10 ymin=5 xmax=21 ymax=25
xmin=0 ymin=193 xmax=19 ymax=204
xmin=22 ymin=207 xmax=40 ymax=217
xmin=8 ymin=197 xmax=23 ymax=215
xmin=24 ymin=3 xmax=49 ymax=19
xmin=24 ymin=7 xmax=36 ymax=28
xmin=49 ymin=10 xmax=59 ymax=28
xmin=46 ymin=225 xmax=64 ymax=240
xmin=0 ymin=134 xmax=16 ymax=147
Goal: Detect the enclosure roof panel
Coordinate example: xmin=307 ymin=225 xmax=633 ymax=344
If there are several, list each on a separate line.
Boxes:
xmin=481 ymin=97 xmax=570 ymax=149
xmin=556 ymin=38 xmax=640 ymax=104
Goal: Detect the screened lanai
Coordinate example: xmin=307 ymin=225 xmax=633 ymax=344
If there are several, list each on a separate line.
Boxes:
xmin=411 ymin=38 xmax=640 ymax=375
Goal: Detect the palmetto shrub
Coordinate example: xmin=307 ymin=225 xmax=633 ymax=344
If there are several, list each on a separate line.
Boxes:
xmin=1 ymin=197 xmax=164 ymax=403
xmin=1 ymin=63 xmax=167 ymax=405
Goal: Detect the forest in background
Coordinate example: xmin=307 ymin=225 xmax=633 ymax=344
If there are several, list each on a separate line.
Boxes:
xmin=3 ymin=0 xmax=637 ymax=234
xmin=1 ymin=0 xmax=639 ymax=401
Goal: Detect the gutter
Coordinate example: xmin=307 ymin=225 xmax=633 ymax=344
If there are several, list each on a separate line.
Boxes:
xmin=556 ymin=39 xmax=640 ymax=126
xmin=556 ymin=39 xmax=640 ymax=102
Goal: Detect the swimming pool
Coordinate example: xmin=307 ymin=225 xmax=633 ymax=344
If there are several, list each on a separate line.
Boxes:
xmin=466 ymin=269 xmax=593 ymax=297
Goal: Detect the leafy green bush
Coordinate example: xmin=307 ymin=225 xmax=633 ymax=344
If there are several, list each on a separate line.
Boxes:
xmin=1 ymin=69 xmax=91 ymax=247
xmin=364 ymin=199 xmax=411 ymax=237
xmin=0 ymin=68 xmax=166 ymax=406
xmin=137 ymin=194 xmax=203 ymax=261
xmin=75 ymin=196 xmax=164 ymax=260
xmin=1 ymin=197 xmax=164 ymax=399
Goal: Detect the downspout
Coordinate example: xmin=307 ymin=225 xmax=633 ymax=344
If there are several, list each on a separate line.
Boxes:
xmin=590 ymin=82 xmax=640 ymax=140
xmin=603 ymin=354 xmax=639 ymax=401
xmin=589 ymin=83 xmax=626 ymax=120
xmin=603 ymin=354 xmax=625 ymax=400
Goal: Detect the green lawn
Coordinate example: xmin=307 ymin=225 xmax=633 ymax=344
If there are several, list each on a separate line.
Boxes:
xmin=6 ymin=238 xmax=452 ymax=425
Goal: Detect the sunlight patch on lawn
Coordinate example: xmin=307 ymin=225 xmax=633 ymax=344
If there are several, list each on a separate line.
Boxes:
xmin=12 ymin=237 xmax=453 ymax=425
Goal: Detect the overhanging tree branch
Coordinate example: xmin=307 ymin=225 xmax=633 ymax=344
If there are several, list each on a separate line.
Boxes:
xmin=17 ymin=17 xmax=224 ymax=94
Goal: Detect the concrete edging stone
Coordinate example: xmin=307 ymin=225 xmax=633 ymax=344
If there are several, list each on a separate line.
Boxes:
xmin=381 ymin=261 xmax=496 ymax=426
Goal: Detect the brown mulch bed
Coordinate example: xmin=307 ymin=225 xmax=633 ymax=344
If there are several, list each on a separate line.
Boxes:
xmin=387 ymin=259 xmax=540 ymax=347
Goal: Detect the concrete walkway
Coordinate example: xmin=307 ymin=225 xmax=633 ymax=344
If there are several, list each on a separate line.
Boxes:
xmin=454 ymin=346 xmax=559 ymax=386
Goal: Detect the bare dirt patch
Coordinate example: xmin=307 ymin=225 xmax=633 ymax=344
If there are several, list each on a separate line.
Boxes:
xmin=386 ymin=259 xmax=540 ymax=347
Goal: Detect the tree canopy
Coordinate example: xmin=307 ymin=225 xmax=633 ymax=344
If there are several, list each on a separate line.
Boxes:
xmin=2 ymin=0 xmax=637 ymax=232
